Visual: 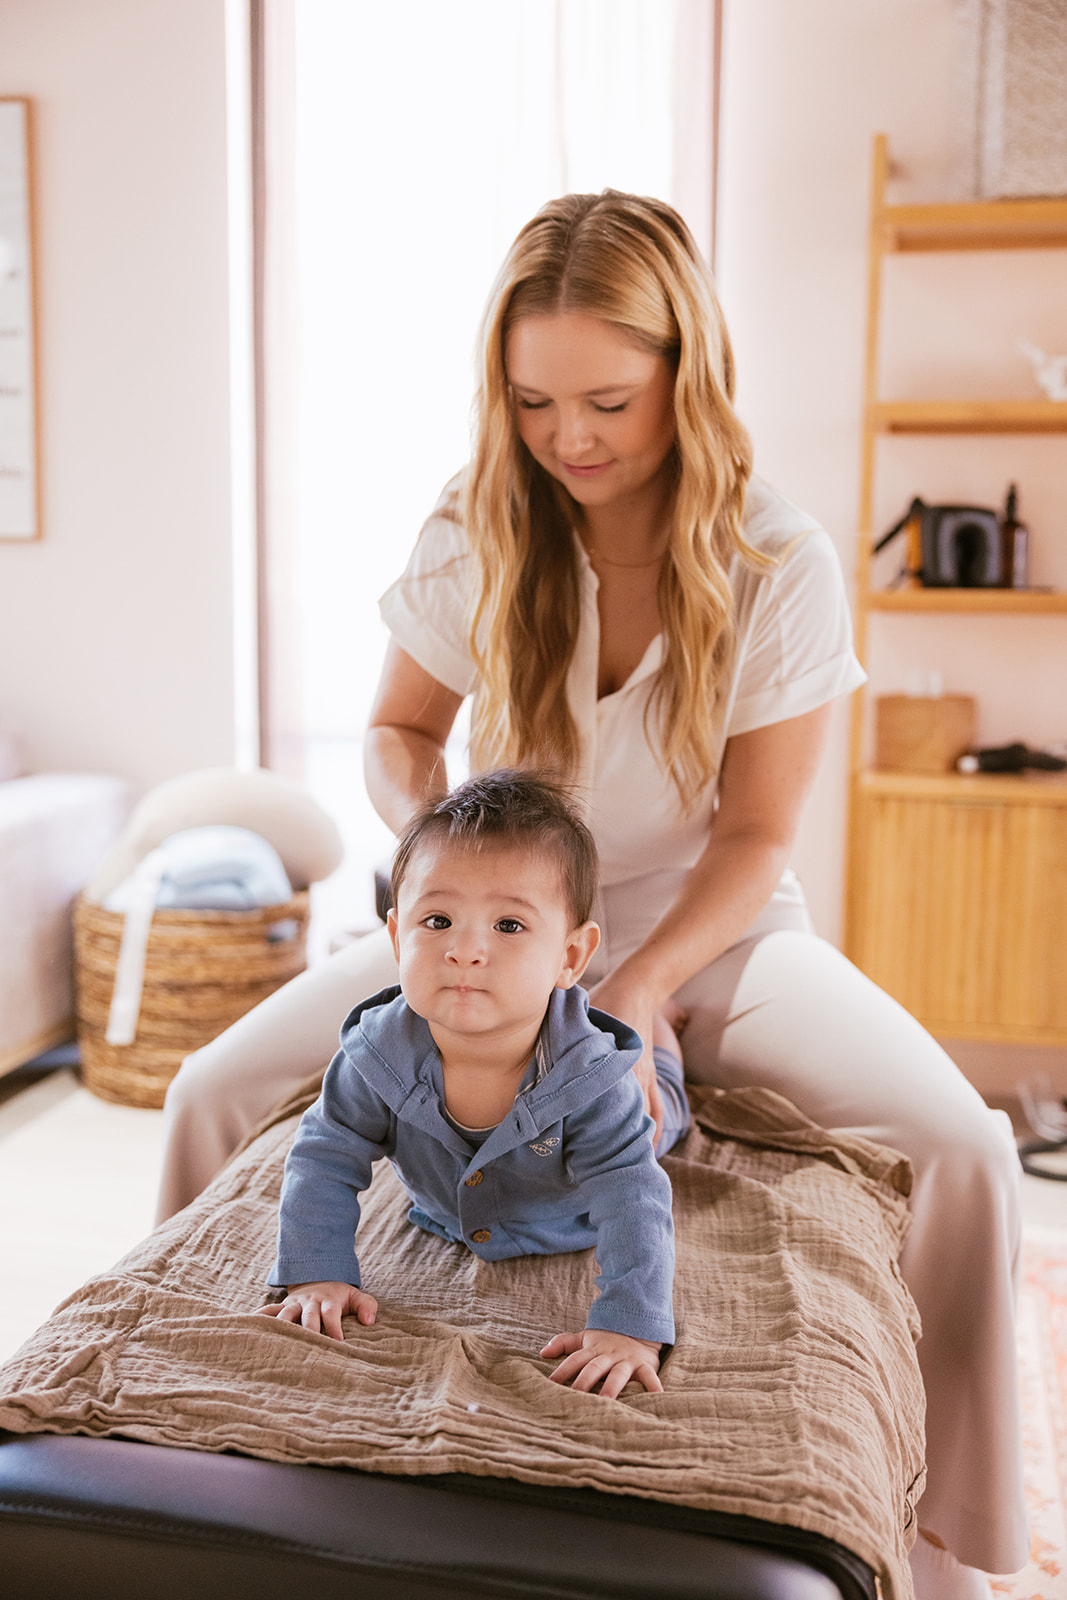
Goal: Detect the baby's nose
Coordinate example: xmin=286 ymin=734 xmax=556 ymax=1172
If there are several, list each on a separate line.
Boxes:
xmin=446 ymin=929 xmax=487 ymax=964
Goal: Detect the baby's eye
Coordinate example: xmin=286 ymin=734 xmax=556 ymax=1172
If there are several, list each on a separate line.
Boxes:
xmin=495 ymin=917 xmax=524 ymax=934
xmin=423 ymin=914 xmax=451 ymax=930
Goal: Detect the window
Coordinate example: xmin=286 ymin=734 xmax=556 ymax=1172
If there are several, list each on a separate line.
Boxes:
xmin=256 ymin=0 xmax=719 ymax=942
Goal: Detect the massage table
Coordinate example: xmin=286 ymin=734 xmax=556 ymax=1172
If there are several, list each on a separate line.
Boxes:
xmin=0 ymin=1081 xmax=923 ymax=1599
xmin=0 ymin=1430 xmax=876 ymax=1597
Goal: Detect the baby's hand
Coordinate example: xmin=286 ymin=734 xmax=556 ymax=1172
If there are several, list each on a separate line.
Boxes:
xmin=255 ymin=1281 xmax=378 ymax=1341
xmin=540 ymin=1329 xmax=663 ymax=1398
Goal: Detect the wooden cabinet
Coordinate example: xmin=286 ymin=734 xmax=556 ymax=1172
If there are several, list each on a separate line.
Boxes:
xmin=844 ymin=135 xmax=1067 ymax=1046
xmin=848 ymin=772 xmax=1067 ymax=1042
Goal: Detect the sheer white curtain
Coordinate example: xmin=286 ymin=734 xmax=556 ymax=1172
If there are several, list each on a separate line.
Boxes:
xmin=285 ymin=0 xmax=717 ymax=941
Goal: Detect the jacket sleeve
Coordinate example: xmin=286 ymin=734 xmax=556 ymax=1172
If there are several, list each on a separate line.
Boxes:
xmin=563 ymin=1077 xmax=676 ymax=1345
xmin=268 ymin=1046 xmax=395 ymax=1289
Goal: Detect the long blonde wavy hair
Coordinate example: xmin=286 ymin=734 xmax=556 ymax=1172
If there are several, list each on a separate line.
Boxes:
xmin=465 ymin=189 xmax=765 ymax=809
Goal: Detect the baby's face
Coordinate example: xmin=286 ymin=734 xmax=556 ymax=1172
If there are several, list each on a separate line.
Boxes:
xmin=387 ymin=838 xmax=594 ymax=1052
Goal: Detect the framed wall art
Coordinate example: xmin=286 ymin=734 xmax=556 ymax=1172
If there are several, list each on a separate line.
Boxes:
xmin=0 ymin=98 xmax=39 ymax=541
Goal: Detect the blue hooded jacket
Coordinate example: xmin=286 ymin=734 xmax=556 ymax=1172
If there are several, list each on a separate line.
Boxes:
xmin=269 ymin=983 xmax=676 ymax=1345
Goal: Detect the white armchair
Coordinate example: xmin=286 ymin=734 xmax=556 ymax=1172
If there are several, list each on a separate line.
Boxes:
xmin=0 ymin=744 xmax=128 ymax=1075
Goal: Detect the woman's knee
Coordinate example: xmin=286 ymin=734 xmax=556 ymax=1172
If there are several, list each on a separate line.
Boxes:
xmin=162 ymin=1038 xmax=229 ymax=1121
xmin=912 ymin=1099 xmax=1020 ymax=1201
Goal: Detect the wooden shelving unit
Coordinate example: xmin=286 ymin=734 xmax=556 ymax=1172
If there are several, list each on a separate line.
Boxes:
xmin=844 ymin=134 xmax=1067 ymax=1047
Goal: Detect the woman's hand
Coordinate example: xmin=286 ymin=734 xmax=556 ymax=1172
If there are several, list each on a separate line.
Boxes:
xmin=256 ymin=1281 xmax=378 ymax=1342
xmin=588 ymin=977 xmax=683 ymax=1148
xmin=541 ymin=1329 xmax=663 ymax=1398
xmin=632 ymin=1048 xmax=666 ymax=1150
xmin=588 ymin=706 xmax=835 ymax=1045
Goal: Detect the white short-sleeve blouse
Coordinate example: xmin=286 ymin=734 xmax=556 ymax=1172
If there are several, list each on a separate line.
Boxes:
xmin=378 ymin=472 xmax=866 ymax=890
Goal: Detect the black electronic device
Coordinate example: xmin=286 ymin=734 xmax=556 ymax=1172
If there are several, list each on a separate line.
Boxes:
xmin=956 ymin=742 xmax=1067 ymax=775
xmin=874 ymin=496 xmax=1004 ymax=587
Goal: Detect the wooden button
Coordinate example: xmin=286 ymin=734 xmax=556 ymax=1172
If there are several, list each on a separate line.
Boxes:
xmin=471 ymin=1229 xmax=492 ymax=1243
xmin=464 ymin=1171 xmax=483 ymax=1187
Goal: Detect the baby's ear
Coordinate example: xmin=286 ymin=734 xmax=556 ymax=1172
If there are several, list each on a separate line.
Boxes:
xmin=558 ymin=920 xmax=600 ymax=987
xmin=386 ymin=907 xmax=400 ymax=962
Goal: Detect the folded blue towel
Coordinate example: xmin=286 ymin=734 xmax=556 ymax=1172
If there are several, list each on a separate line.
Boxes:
xmin=105 ymin=825 xmax=292 ymax=913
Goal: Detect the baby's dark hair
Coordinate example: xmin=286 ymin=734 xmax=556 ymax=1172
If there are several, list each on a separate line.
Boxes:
xmin=391 ymin=770 xmax=597 ymax=926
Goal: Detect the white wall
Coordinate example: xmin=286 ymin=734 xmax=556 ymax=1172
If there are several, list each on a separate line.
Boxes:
xmin=0 ymin=0 xmax=239 ymax=795
xmin=717 ymin=0 xmax=962 ymax=946
xmin=717 ymin=0 xmax=1067 ymax=1091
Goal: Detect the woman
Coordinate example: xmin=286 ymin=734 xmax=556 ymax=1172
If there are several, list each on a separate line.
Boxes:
xmin=158 ymin=191 xmax=1025 ymax=1597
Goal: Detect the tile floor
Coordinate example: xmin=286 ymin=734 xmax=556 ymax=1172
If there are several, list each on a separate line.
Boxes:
xmin=0 ymin=1063 xmax=165 ymax=1362
xmin=1 ymin=1067 xmax=1066 ymax=1366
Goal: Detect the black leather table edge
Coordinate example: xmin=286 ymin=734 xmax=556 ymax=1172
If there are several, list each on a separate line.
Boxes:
xmin=429 ymin=1472 xmax=878 ymax=1598
xmin=0 ymin=1429 xmax=877 ymax=1600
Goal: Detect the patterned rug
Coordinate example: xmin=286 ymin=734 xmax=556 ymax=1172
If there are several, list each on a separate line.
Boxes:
xmin=992 ymin=1230 xmax=1067 ymax=1598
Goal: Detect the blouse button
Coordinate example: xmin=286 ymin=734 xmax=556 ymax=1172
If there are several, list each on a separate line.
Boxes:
xmin=464 ymin=1171 xmax=483 ymax=1187
xmin=471 ymin=1229 xmax=492 ymax=1243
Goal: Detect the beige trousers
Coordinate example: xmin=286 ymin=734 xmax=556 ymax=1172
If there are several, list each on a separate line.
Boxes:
xmin=157 ymin=886 xmax=1027 ymax=1577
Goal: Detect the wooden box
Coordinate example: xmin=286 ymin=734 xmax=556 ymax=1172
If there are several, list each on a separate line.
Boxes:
xmin=874 ymin=695 xmax=976 ymax=774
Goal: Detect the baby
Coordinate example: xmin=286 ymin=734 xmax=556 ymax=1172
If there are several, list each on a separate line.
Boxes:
xmin=257 ymin=771 xmax=689 ymax=1397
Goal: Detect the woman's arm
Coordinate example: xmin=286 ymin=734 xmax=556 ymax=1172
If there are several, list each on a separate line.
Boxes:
xmin=364 ymin=642 xmax=464 ymax=835
xmin=590 ymin=702 xmax=834 ymax=1131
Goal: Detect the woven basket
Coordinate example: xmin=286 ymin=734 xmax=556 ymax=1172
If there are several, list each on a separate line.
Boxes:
xmin=73 ymin=891 xmax=311 ymax=1109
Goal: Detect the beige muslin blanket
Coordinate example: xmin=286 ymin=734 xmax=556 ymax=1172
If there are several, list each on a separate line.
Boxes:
xmin=0 ymin=1084 xmax=924 ymax=1598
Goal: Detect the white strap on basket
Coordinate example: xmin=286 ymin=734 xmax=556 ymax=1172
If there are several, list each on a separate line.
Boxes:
xmin=105 ymin=848 xmax=167 ymax=1046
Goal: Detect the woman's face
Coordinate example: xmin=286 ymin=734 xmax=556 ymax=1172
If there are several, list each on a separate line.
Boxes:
xmin=504 ymin=312 xmax=676 ymax=513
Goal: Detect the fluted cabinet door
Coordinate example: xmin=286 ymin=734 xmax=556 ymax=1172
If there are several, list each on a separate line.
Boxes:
xmin=847 ymin=784 xmax=1067 ymax=1044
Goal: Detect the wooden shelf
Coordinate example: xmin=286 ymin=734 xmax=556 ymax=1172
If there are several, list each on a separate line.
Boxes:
xmin=868 ymin=398 xmax=1067 ymax=433
xmin=866 ymin=587 xmax=1067 ymax=614
xmin=857 ymin=768 xmax=1067 ymax=805
xmin=878 ymin=196 xmax=1067 ymax=254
